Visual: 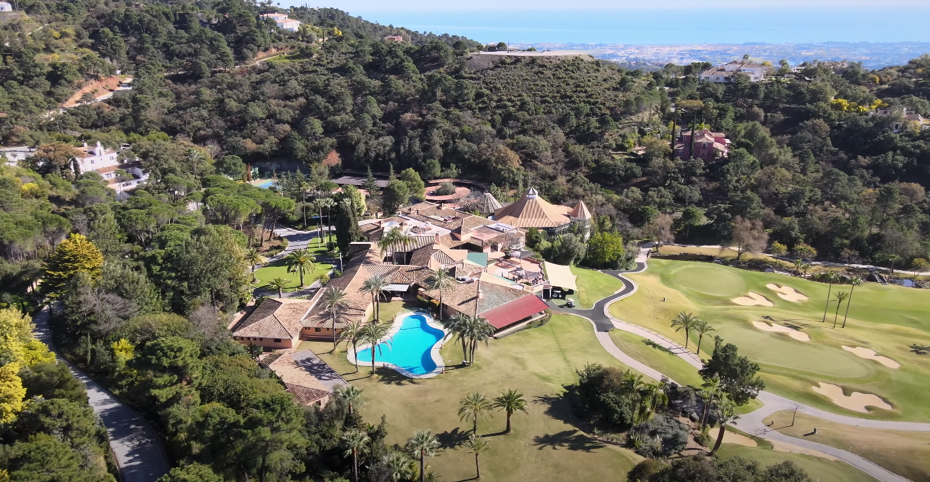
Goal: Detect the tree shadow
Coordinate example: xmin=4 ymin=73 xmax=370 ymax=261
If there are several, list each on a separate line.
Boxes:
xmin=372 ymin=368 xmax=421 ymax=386
xmin=643 ymin=338 xmax=674 ymax=355
xmin=436 ymin=427 xmax=470 ymax=449
xmin=533 ymin=430 xmax=605 ymax=452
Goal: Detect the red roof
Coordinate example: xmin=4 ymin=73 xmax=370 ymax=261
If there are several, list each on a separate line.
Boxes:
xmin=481 ymin=295 xmax=549 ymax=329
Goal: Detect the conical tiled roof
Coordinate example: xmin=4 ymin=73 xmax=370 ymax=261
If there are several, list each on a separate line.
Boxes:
xmin=569 ymin=200 xmax=592 ymax=220
xmin=478 ymin=192 xmax=503 ymax=212
xmin=493 ymin=188 xmax=571 ymax=228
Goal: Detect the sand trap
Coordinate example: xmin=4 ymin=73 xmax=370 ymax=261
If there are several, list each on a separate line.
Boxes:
xmin=722 ymin=430 xmax=757 ymax=447
xmin=731 ymin=292 xmax=774 ymax=307
xmin=752 ymin=321 xmax=810 ymax=341
xmin=812 ymin=382 xmax=892 ymax=413
xmin=842 ymin=346 xmax=900 ymax=369
xmin=766 ymin=284 xmax=808 ymax=302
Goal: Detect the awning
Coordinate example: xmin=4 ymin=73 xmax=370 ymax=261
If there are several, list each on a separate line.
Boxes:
xmin=384 ymin=283 xmax=410 ymax=292
xmin=544 ymin=262 xmax=577 ymax=290
xmin=481 ymin=295 xmax=549 ymax=329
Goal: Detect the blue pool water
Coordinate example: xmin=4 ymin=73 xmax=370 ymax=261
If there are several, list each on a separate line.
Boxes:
xmin=254 ymin=179 xmax=275 ymax=189
xmin=357 ymin=313 xmax=444 ymax=376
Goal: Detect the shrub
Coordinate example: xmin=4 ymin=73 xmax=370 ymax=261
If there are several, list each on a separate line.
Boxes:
xmin=319 ymin=274 xmax=330 ymax=286
xmin=434 ymin=182 xmax=456 ymax=196
xmin=694 ymin=429 xmax=712 ymax=447
xmin=629 ymin=415 xmax=689 ymax=457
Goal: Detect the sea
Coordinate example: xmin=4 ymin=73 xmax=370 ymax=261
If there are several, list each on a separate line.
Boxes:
xmin=281 ymin=6 xmax=930 ymax=45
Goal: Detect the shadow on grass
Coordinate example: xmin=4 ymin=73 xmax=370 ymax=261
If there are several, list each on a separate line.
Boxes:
xmin=372 ymin=367 xmax=422 ymax=386
xmin=643 ymin=338 xmax=675 ymax=355
xmin=533 ymin=430 xmax=606 ymax=452
xmin=436 ymin=427 xmax=470 ymax=449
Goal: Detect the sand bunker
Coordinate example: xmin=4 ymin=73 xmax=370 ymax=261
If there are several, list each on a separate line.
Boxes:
xmin=752 ymin=321 xmax=810 ymax=341
xmin=812 ymin=382 xmax=892 ymax=413
xmin=722 ymin=430 xmax=757 ymax=447
xmin=766 ymin=284 xmax=808 ymax=302
xmin=842 ymin=346 xmax=900 ymax=369
xmin=731 ymin=292 xmax=774 ymax=307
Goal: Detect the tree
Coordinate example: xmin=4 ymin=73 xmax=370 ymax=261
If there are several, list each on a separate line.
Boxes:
xmin=216 ymin=155 xmax=247 ymax=179
xmin=19 ymin=361 xmax=86 ymax=403
xmin=911 ymin=258 xmax=930 ymax=281
xmin=793 ymin=243 xmax=817 ymax=261
xmin=382 ymin=178 xmax=410 ymax=214
xmin=379 ymin=227 xmax=413 ymax=264
xmin=492 ymin=389 xmax=528 ymax=434
xmin=424 ymin=269 xmax=454 ymax=321
xmin=710 ymin=396 xmax=738 ymax=454
xmin=584 ymin=231 xmax=626 ymax=269
xmin=463 ymin=433 xmax=490 ymax=479
xmin=407 ymin=430 xmax=440 ymax=482
xmin=343 ymin=429 xmax=370 ymax=482
xmin=269 ymin=277 xmax=289 ymax=298
xmin=364 ymin=166 xmax=381 ymax=198
xmin=312 ymin=286 xmax=345 ymax=348
xmin=158 ymin=463 xmax=224 ymax=482
xmin=651 ymin=214 xmax=675 ymax=251
xmin=0 ymin=362 xmax=26 ymax=424
xmin=400 ymin=168 xmax=426 ymax=201
xmin=699 ymin=376 xmax=721 ymax=430
xmin=693 ymin=319 xmax=715 ymax=355
xmin=670 ymin=312 xmax=699 ymax=350
xmin=832 ymin=291 xmax=849 ymax=328
xmin=0 ymin=308 xmax=53 ymax=367
xmin=362 ymin=321 xmax=392 ymax=374
xmin=820 ymin=272 xmax=839 ymax=323
xmin=458 ymin=391 xmax=494 ymax=433
xmin=464 ymin=315 xmax=495 ymax=365
xmin=445 ymin=313 xmax=471 ymax=365
xmin=244 ymin=248 xmax=265 ymax=282
xmin=770 ymin=241 xmax=788 ymax=257
xmin=42 ymin=233 xmax=104 ymax=297
xmin=730 ymin=216 xmax=768 ymax=261
xmin=676 ymin=206 xmax=704 ymax=239
xmin=335 ymin=197 xmax=364 ymax=254
xmin=285 ymin=248 xmax=316 ymax=288
xmin=842 ymin=277 xmax=862 ymax=328
xmin=338 ymin=385 xmax=363 ymax=417
xmin=339 ymin=320 xmax=365 ymax=372
xmin=699 ymin=337 xmax=765 ymax=406
xmin=360 ymin=275 xmax=387 ymax=321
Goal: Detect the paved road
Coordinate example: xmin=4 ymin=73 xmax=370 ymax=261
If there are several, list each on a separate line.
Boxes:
xmin=33 ymin=307 xmax=170 ymax=482
xmin=575 ymin=248 xmax=927 ymax=482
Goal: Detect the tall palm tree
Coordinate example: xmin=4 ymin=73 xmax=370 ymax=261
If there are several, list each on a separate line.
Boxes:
xmin=424 ymin=269 xmax=455 ymax=321
xmin=361 ymin=275 xmax=387 ymax=321
xmin=338 ymin=385 xmax=363 ymax=417
xmin=710 ymin=396 xmax=739 ymax=454
xmin=269 ymin=277 xmax=289 ymax=298
xmin=635 ymin=382 xmax=668 ymax=426
xmin=244 ymin=247 xmax=265 ymax=282
xmin=379 ymin=227 xmax=413 ymax=264
xmin=492 ymin=389 xmax=528 ymax=434
xmin=693 ymin=319 xmax=715 ymax=355
xmin=407 ymin=430 xmax=440 ymax=482
xmin=285 ymin=248 xmax=316 ymax=287
xmin=382 ymin=452 xmax=414 ymax=482
xmin=458 ymin=392 xmax=494 ymax=433
xmin=318 ymin=197 xmax=335 ymax=245
xmin=699 ymin=376 xmax=721 ymax=430
xmin=793 ymin=258 xmax=805 ymax=276
xmin=670 ymin=311 xmax=699 ymax=350
xmin=446 ymin=312 xmax=471 ymax=365
xmin=339 ymin=319 xmax=365 ymax=372
xmin=362 ymin=321 xmax=392 ymax=375
xmin=463 ymin=434 xmax=490 ymax=479
xmin=342 ymin=428 xmax=369 ymax=482
xmin=842 ymin=277 xmax=862 ymax=328
xmin=821 ymin=272 xmax=839 ymax=323
xmin=465 ymin=316 xmax=495 ymax=365
xmin=832 ymin=291 xmax=849 ymax=328
xmin=321 ymin=287 xmax=348 ymax=349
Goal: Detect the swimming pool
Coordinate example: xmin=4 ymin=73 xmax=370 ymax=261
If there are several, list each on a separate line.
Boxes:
xmin=254 ymin=179 xmax=275 ymax=189
xmin=352 ymin=312 xmax=446 ymax=378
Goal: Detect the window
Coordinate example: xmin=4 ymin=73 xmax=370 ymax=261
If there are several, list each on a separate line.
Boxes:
xmin=274 ymin=339 xmax=281 ymax=343
xmin=314 ymin=328 xmax=321 ymax=332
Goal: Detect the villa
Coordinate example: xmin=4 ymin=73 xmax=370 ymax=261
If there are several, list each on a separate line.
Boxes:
xmin=674 ymin=129 xmax=731 ymax=161
xmin=1 ymin=146 xmax=36 ymax=167
xmin=261 ymin=12 xmax=301 ymax=32
xmin=699 ymin=61 xmax=772 ymax=83
xmin=493 ymin=188 xmax=592 ymax=238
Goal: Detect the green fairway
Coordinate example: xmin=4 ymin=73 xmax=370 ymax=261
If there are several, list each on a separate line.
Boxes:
xmin=715 ymin=445 xmax=878 ymax=482
xmin=253 ymin=257 xmax=333 ymax=292
xmin=609 ymin=259 xmax=930 ymax=420
xmin=608 ymin=329 xmax=704 ymax=386
xmin=300 ymin=314 xmax=642 ymax=481
xmin=570 ymin=266 xmax=625 ymax=308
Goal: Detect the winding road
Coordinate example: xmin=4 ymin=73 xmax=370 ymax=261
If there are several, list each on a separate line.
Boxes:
xmin=555 ymin=247 xmax=928 ymax=482
xmin=33 ymin=307 xmax=170 ymax=482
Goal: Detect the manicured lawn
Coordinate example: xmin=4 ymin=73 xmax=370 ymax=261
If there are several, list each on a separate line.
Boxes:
xmin=569 ymin=266 xmax=625 ymax=309
xmin=609 ymin=259 xmax=930 ymax=421
xmin=300 ymin=314 xmax=643 ymax=481
xmin=763 ymin=410 xmax=930 ymax=481
xmin=715 ymin=445 xmax=878 ymax=482
xmin=252 ymin=258 xmax=333 ymax=292
xmin=607 ymin=329 xmax=704 ymax=386
xmin=370 ymin=300 xmax=422 ymax=322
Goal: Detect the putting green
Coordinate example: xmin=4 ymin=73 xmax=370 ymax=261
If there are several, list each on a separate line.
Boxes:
xmin=663 ymin=263 xmax=747 ymax=298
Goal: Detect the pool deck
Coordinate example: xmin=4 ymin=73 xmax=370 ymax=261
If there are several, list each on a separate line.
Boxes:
xmin=348 ymin=310 xmax=449 ymax=379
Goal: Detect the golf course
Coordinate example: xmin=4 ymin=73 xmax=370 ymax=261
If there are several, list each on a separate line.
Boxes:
xmin=608 ymin=258 xmax=930 ymax=421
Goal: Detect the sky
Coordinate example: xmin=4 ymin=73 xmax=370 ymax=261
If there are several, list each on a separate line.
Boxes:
xmin=283 ymin=0 xmax=927 ymax=11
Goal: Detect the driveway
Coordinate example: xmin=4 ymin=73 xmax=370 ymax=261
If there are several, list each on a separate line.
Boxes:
xmin=33 ymin=307 xmax=170 ymax=482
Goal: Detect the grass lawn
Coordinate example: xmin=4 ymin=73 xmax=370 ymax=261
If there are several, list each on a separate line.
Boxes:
xmin=608 ymin=259 xmax=930 ymax=420
xmin=300 ymin=314 xmax=644 ymax=481
xmin=370 ymin=300 xmax=422 ymax=322
xmin=715 ymin=445 xmax=878 ymax=482
xmin=607 ymin=329 xmax=704 ymax=386
xmin=569 ymin=266 xmax=625 ymax=308
xmin=763 ymin=410 xmax=930 ymax=481
xmin=253 ymin=258 xmax=333 ymax=292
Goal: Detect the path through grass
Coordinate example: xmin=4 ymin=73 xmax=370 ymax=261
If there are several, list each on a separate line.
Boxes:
xmin=570 ymin=266 xmax=625 ymax=308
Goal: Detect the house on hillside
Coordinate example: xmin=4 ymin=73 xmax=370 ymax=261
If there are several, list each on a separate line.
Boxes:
xmin=674 ymin=130 xmax=731 ymax=161
xmin=1 ymin=146 xmax=36 ymax=167
xmin=261 ymin=13 xmax=301 ymax=32
xmin=0 ymin=2 xmax=12 ymax=12
xmin=493 ymin=188 xmax=592 ymax=238
xmin=75 ymin=142 xmax=120 ymax=176
xmin=871 ymin=107 xmax=929 ymax=133
xmin=700 ymin=61 xmax=772 ymax=83
xmin=383 ymin=35 xmax=404 ymax=42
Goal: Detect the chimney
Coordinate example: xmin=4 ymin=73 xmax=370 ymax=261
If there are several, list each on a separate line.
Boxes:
xmin=476 ymin=280 xmax=483 ymax=299
xmin=83 ymin=142 xmax=88 ymax=148
xmin=434 ymin=234 xmax=439 ymax=244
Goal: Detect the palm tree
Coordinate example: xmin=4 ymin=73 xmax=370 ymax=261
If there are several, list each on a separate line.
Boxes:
xmin=244 ymin=247 xmax=265 ymax=282
xmin=361 ymin=275 xmax=387 ymax=321
xmin=446 ymin=312 xmax=471 ymax=365
xmin=321 ymin=287 xmax=348 ymax=349
xmin=463 ymin=434 xmax=490 ymax=479
xmin=339 ymin=319 xmax=365 ymax=372
xmin=670 ymin=311 xmax=699 ymax=350
xmin=362 ymin=321 xmax=392 ymax=375
xmin=832 ymin=291 xmax=849 ymax=328
xmin=338 ymin=385 xmax=363 ymax=417
xmin=343 ymin=428 xmax=369 ymax=482
xmin=842 ymin=277 xmax=862 ymax=328
xmin=269 ymin=277 xmax=289 ymax=298
xmin=407 ymin=430 xmax=440 ymax=482
xmin=493 ymin=389 xmax=528 ymax=434
xmin=693 ymin=319 xmax=715 ymax=355
xmin=699 ymin=376 xmax=721 ymax=430
xmin=635 ymin=382 xmax=668 ymax=426
xmin=710 ymin=396 xmax=739 ymax=454
xmin=382 ymin=452 xmax=415 ymax=482
xmin=285 ymin=248 xmax=316 ymax=287
xmin=424 ymin=269 xmax=455 ymax=321
xmin=793 ymin=258 xmax=805 ymax=276
xmin=458 ymin=391 xmax=494 ymax=433
xmin=318 ymin=197 xmax=335 ymax=245
xmin=379 ymin=227 xmax=413 ymax=264
xmin=821 ymin=272 xmax=839 ymax=323
xmin=465 ymin=316 xmax=495 ymax=365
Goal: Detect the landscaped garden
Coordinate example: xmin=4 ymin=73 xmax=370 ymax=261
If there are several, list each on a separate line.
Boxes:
xmin=608 ymin=259 xmax=930 ymax=421
xmin=569 ymin=266 xmax=625 ymax=308
xmin=252 ymin=257 xmax=333 ymax=292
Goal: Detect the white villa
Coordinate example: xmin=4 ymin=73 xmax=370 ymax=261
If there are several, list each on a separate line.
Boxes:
xmin=700 ymin=61 xmax=772 ymax=83
xmin=0 ymin=2 xmax=12 ymax=12
xmin=75 ymin=142 xmax=120 ymax=178
xmin=261 ymin=13 xmax=301 ymax=32
xmin=1 ymin=146 xmax=37 ymax=167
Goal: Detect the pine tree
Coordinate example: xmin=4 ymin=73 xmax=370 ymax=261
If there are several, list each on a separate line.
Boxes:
xmin=42 ymin=234 xmax=104 ymax=298
xmin=335 ymin=198 xmax=363 ymax=255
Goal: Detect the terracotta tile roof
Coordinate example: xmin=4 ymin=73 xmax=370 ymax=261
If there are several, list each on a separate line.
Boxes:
xmin=493 ymin=188 xmax=572 ymax=228
xmin=568 ymin=201 xmax=592 ymax=220
xmin=231 ymin=298 xmax=310 ymax=339
xmin=268 ymin=353 xmax=331 ymax=405
xmin=481 ymin=295 xmax=549 ymax=329
xmin=429 ymin=280 xmax=529 ymax=317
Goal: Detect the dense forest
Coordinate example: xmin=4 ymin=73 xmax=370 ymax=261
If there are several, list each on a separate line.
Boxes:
xmin=0 ymin=0 xmax=929 ymax=480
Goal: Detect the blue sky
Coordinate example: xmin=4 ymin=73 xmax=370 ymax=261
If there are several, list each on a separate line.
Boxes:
xmin=283 ymin=0 xmax=926 ymax=11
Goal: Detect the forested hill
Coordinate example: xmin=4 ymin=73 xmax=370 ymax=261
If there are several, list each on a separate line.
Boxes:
xmin=2 ymin=0 xmax=930 ymax=268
